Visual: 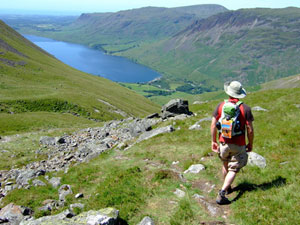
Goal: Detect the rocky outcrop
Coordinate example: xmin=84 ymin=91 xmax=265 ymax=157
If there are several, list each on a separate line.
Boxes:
xmin=161 ymin=99 xmax=193 ymax=119
xmin=0 ymin=117 xmax=164 ymax=198
xmin=20 ymin=207 xmax=119 ymax=225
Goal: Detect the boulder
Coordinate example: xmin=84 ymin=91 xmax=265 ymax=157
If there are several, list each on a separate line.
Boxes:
xmin=161 ymin=99 xmax=192 ymax=119
xmin=0 ymin=203 xmax=33 ymax=225
xmin=75 ymin=193 xmax=84 ymax=199
xmin=138 ymin=216 xmax=155 ymax=225
xmin=248 ymin=152 xmax=267 ymax=168
xmin=137 ymin=125 xmax=175 ymax=142
xmin=184 ymin=164 xmax=205 ymax=174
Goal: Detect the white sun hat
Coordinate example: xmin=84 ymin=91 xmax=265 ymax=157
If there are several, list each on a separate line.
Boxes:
xmin=224 ymin=81 xmax=247 ymax=99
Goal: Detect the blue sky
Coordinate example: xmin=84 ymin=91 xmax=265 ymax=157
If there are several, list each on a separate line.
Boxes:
xmin=1 ymin=0 xmax=300 ymax=15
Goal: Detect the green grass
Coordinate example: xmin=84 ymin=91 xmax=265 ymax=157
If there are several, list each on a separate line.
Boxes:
xmin=3 ymin=87 xmax=299 ymax=224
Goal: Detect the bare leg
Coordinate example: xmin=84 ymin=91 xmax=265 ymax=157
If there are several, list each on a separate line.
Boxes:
xmin=222 ymin=171 xmax=237 ymax=191
xmin=222 ymin=161 xmax=228 ymax=180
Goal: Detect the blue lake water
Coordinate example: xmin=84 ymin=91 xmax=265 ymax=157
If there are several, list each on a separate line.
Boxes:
xmin=24 ymin=35 xmax=160 ymax=83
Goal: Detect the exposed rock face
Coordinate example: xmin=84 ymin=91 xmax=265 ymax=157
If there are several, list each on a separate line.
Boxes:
xmin=20 ymin=207 xmax=119 ymax=225
xmin=248 ymin=152 xmax=266 ymax=168
xmin=161 ymin=99 xmax=192 ymax=119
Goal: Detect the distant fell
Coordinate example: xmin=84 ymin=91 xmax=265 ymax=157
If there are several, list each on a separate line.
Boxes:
xmin=261 ymin=74 xmax=300 ymax=90
xmin=120 ymin=7 xmax=300 ymax=89
xmin=31 ymin=4 xmax=227 ymax=51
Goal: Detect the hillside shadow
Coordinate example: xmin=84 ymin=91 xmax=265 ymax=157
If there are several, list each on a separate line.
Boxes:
xmin=231 ymin=176 xmax=286 ymax=202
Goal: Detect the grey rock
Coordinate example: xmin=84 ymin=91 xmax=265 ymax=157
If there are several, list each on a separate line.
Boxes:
xmin=39 ymin=136 xmax=56 ymax=146
xmin=184 ymin=164 xmax=205 ymax=174
xmin=49 ymin=177 xmax=61 ymax=188
xmin=21 ymin=208 xmax=119 ymax=225
xmin=16 ymin=170 xmax=36 ymax=186
xmin=193 ymin=194 xmax=222 ymax=217
xmin=58 ymin=184 xmax=72 ymax=202
xmin=32 ymin=179 xmax=46 ymax=187
xmin=0 ymin=203 xmax=32 ymax=225
xmin=174 ymin=188 xmax=185 ymax=198
xmin=248 ymin=152 xmax=267 ymax=168
xmin=161 ymin=99 xmax=192 ymax=119
xmin=252 ymin=106 xmax=268 ymax=112
xmin=138 ymin=216 xmax=155 ymax=225
xmin=137 ymin=125 xmax=175 ymax=142
xmin=128 ymin=119 xmax=152 ymax=137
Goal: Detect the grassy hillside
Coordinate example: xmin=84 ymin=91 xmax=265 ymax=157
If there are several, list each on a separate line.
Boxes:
xmin=0 ymin=20 xmax=159 ymax=135
xmin=118 ymin=7 xmax=300 ymax=90
xmin=2 ymin=87 xmax=299 ymax=224
xmin=261 ymin=74 xmax=300 ymax=90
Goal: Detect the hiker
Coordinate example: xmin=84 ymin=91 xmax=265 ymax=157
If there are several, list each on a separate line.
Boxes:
xmin=211 ymin=81 xmax=254 ymax=205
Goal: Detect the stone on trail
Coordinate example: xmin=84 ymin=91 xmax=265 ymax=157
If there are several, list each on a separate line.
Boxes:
xmin=248 ymin=152 xmax=267 ymax=168
xmin=75 ymin=193 xmax=84 ymax=199
xmin=138 ymin=216 xmax=155 ymax=225
xmin=184 ymin=164 xmax=205 ymax=174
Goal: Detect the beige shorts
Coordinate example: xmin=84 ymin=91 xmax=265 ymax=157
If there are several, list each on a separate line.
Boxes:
xmin=219 ymin=143 xmax=248 ymax=172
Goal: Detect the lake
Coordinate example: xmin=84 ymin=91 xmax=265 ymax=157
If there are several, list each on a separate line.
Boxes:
xmin=24 ymin=35 xmax=160 ymax=83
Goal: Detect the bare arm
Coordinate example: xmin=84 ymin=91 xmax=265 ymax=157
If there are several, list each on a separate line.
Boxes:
xmin=211 ymin=117 xmax=219 ymax=152
xmin=246 ymin=121 xmax=254 ymax=152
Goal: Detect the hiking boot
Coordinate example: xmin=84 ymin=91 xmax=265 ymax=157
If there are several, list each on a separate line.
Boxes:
xmin=216 ymin=190 xmax=231 ymax=205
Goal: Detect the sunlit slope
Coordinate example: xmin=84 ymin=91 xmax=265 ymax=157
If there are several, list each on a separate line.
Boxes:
xmin=261 ymin=74 xmax=300 ymax=90
xmin=0 ymin=20 xmax=159 ymax=134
